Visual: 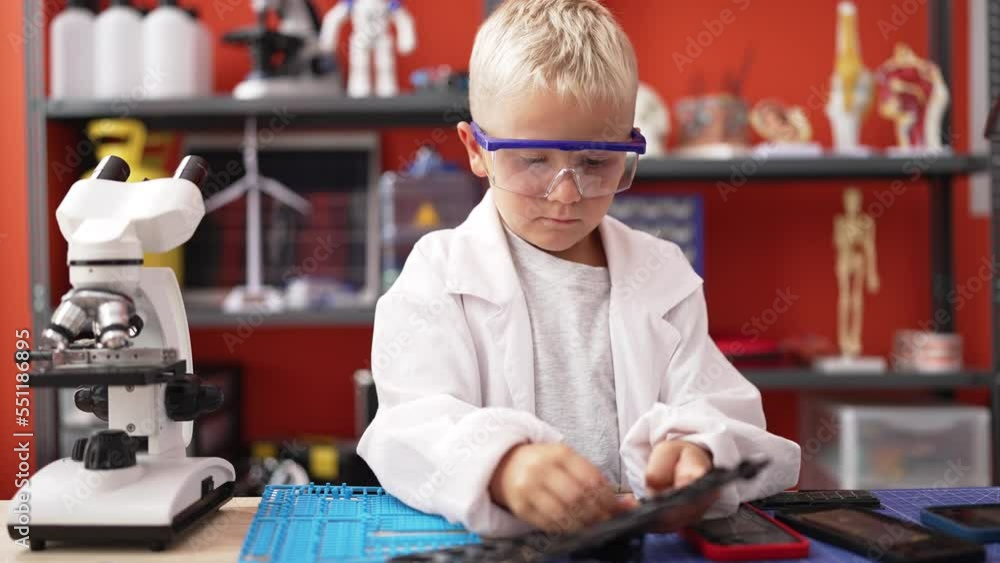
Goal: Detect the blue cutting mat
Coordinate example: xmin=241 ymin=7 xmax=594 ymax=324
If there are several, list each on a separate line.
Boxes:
xmin=239 ymin=485 xmax=1000 ymax=562
xmin=237 ymin=484 xmax=480 ymax=563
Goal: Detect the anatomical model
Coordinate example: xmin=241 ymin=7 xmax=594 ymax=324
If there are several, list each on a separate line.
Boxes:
xmin=749 ymin=99 xmax=821 ymax=156
xmin=635 ymin=82 xmax=669 ymax=158
xmin=875 ymin=43 xmax=950 ymax=154
xmin=816 ymin=188 xmax=885 ymax=372
xmin=825 ymin=1 xmax=874 ymax=154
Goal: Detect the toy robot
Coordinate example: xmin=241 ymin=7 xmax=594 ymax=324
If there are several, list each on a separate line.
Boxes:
xmin=320 ymin=0 xmax=416 ymax=97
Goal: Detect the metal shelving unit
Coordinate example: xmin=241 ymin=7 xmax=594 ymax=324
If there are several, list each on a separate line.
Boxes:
xmin=185 ymin=306 xmax=377 ymax=328
xmin=46 ymin=92 xmax=472 ymax=130
xmin=988 ymin=0 xmax=1000 ymax=486
xmin=745 ymin=370 xmax=994 ymax=390
xmin=22 ymin=0 xmax=999 ymax=476
xmin=635 ymin=154 xmax=989 ymax=180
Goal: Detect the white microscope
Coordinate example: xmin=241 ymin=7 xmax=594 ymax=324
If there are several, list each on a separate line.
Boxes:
xmin=226 ymin=0 xmax=341 ymax=99
xmin=7 ymin=155 xmax=235 ymax=551
xmin=321 ymin=0 xmax=416 ymax=98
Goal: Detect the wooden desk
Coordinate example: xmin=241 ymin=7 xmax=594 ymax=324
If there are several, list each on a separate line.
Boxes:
xmin=0 ymin=497 xmax=259 ymax=562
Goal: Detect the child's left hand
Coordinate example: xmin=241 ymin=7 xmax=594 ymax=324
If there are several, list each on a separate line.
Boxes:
xmin=642 ymin=440 xmax=717 ymax=532
xmin=645 ymin=440 xmax=714 ymax=492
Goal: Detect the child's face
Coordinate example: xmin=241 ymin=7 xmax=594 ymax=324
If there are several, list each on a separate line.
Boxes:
xmin=459 ymin=92 xmax=636 ymax=258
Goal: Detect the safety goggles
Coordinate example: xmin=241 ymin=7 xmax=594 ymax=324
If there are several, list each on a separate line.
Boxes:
xmin=471 ymin=122 xmax=646 ymax=199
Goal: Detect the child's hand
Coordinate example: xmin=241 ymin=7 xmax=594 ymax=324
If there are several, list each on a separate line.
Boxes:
xmin=644 ymin=440 xmax=717 ymax=532
xmin=645 ymin=440 xmax=714 ymax=492
xmin=488 ymin=443 xmax=626 ymax=532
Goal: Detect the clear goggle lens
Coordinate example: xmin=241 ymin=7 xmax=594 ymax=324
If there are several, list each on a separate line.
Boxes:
xmin=488 ymin=148 xmax=639 ymax=198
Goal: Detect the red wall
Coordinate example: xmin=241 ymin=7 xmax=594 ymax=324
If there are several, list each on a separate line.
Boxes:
xmin=184 ymin=0 xmax=482 ymax=441
xmin=184 ymin=0 xmax=990 ymax=445
xmin=1 ymin=0 xmax=34 ymax=500
xmin=606 ymin=0 xmax=986 ymax=439
xmin=35 ymin=2 xmax=989 ymax=453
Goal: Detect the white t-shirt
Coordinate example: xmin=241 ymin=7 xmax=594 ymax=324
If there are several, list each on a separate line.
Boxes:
xmin=504 ymin=226 xmax=623 ymax=489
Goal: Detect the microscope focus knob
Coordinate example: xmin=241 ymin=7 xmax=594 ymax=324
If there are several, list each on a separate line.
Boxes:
xmin=165 ymin=376 xmax=224 ymax=421
xmin=84 ymin=430 xmax=137 ymax=470
xmin=74 ymin=386 xmax=109 ymax=422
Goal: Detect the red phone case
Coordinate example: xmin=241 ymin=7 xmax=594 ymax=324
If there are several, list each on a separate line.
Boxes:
xmin=681 ymin=504 xmax=810 ymax=561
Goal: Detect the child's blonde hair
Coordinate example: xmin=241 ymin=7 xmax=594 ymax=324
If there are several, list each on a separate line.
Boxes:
xmin=470 ymin=0 xmax=638 ymax=123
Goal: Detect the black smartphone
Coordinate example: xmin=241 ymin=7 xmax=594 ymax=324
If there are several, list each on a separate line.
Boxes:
xmin=775 ymin=507 xmax=984 ymax=563
xmin=751 ymin=489 xmax=881 ymax=512
xmin=921 ymin=503 xmax=1000 ymax=542
xmin=388 ymin=458 xmax=770 ymax=563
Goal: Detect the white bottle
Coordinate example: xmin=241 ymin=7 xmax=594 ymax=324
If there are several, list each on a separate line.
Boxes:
xmin=144 ymin=0 xmax=197 ymax=98
xmin=93 ymin=0 xmax=144 ymax=99
xmin=187 ymin=8 xmax=213 ymax=96
xmin=50 ymin=0 xmax=95 ymax=99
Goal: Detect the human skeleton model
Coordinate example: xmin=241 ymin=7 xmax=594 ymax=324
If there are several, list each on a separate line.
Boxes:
xmin=635 ymin=82 xmax=669 ymax=158
xmin=875 ymin=43 xmax=950 ymax=153
xmin=825 ymin=1 xmax=873 ymax=154
xmin=834 ymin=188 xmax=880 ymax=358
xmin=320 ymin=0 xmax=416 ymax=97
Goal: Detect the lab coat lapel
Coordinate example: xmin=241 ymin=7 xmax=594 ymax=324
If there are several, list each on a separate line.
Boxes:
xmin=446 ymin=190 xmax=536 ymax=413
xmin=600 ymin=217 xmax=702 ymax=437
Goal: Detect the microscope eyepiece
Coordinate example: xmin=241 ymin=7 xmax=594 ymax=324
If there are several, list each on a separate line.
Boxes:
xmin=92 ymin=155 xmax=131 ymax=182
xmin=174 ymin=155 xmax=211 ymax=190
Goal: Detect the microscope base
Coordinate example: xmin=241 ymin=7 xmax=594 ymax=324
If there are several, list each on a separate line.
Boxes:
xmin=233 ymin=75 xmax=342 ymax=99
xmin=6 ymin=455 xmax=236 ymax=551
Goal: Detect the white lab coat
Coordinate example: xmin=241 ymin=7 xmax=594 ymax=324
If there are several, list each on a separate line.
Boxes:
xmin=358 ymin=189 xmax=801 ymax=537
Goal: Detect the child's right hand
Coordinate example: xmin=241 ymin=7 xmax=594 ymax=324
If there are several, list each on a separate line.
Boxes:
xmin=488 ymin=443 xmax=626 ymax=532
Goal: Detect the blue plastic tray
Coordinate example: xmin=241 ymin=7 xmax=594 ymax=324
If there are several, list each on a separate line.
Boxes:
xmin=238 ymin=484 xmax=480 ymax=563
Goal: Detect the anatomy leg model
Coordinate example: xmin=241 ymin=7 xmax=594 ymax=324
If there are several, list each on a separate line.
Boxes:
xmin=825 ymin=1 xmax=873 ymax=155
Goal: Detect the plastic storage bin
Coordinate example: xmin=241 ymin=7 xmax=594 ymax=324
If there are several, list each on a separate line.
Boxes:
xmin=607 ymin=194 xmax=704 ymax=277
xmin=379 ymin=162 xmax=482 ymax=292
xmin=799 ymin=400 xmax=991 ymax=489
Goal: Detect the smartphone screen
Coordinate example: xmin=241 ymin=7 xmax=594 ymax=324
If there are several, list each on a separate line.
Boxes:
xmin=799 ymin=509 xmax=931 ymax=547
xmin=931 ymin=506 xmax=1000 ymax=529
xmin=694 ymin=507 xmax=799 ymax=545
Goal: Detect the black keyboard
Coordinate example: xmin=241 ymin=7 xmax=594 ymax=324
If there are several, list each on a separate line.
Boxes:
xmin=752 ymin=490 xmax=881 ymax=511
